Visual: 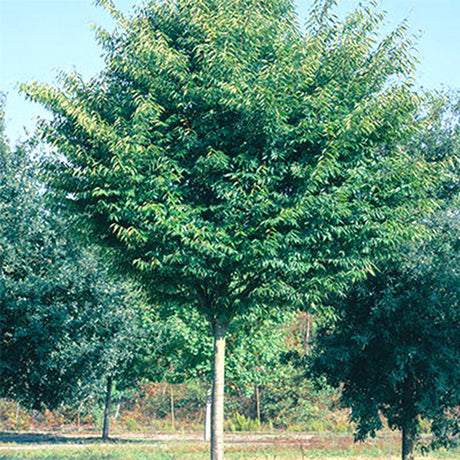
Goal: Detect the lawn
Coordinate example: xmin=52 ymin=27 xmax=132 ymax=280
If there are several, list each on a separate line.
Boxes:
xmin=0 ymin=432 xmax=458 ymax=459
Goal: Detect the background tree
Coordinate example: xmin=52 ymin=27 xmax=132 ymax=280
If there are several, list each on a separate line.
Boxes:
xmin=310 ymin=206 xmax=460 ymax=460
xmin=21 ymin=1 xmax=445 ymax=457
xmin=0 ymin=100 xmax=143 ymax=439
xmin=134 ymin=306 xmax=212 ymax=434
xmin=225 ymin=310 xmax=293 ymax=426
xmin=137 ymin=305 xmax=293 ymax=436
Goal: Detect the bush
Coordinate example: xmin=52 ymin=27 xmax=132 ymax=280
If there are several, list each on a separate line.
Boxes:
xmin=226 ymin=413 xmax=260 ymax=432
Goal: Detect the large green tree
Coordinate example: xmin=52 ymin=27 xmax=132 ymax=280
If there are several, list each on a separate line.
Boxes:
xmin=0 ymin=99 xmax=142 ymax=439
xmin=310 ymin=207 xmax=460 ymax=460
xmin=21 ymin=1 xmax=443 ymax=457
xmin=310 ymin=92 xmax=460 ymax=460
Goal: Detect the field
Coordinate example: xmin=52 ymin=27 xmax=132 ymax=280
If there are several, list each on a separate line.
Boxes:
xmin=0 ymin=431 xmax=459 ymax=460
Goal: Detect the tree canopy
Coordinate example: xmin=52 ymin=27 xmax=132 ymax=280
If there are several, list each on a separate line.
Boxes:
xmin=20 ymin=1 xmax=447 ymax=457
xmin=21 ymin=0 xmax=440 ymax=317
xmin=310 ymin=203 xmax=460 ymax=460
xmin=0 ymin=99 xmax=142 ymax=412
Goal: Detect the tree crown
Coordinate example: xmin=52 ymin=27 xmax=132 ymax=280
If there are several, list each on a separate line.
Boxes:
xmin=21 ymin=0 xmax=444 ymax=322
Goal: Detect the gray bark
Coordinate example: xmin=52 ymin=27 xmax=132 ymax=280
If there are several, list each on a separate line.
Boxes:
xmin=211 ymin=322 xmax=226 ymax=460
xmin=170 ymin=384 xmax=175 ymax=431
xmin=114 ymin=402 xmax=120 ymax=421
xmin=102 ymin=375 xmax=113 ymax=441
xmin=205 ymin=382 xmax=212 ymax=441
xmin=402 ymin=424 xmax=415 ymax=460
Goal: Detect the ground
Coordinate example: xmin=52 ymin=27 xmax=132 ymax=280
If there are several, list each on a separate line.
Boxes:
xmin=0 ymin=431 xmax=459 ymax=459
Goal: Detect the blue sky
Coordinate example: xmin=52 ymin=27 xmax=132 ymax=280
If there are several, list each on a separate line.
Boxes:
xmin=1 ymin=0 xmax=460 ymax=144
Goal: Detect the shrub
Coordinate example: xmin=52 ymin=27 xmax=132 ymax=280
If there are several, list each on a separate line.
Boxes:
xmin=226 ymin=413 xmax=260 ymax=432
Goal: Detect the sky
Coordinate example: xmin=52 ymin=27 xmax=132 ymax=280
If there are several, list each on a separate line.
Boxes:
xmin=1 ymin=0 xmax=460 ymax=144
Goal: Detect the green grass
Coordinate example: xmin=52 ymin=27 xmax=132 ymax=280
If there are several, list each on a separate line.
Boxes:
xmin=0 ymin=441 xmax=459 ymax=460
xmin=0 ymin=431 xmax=458 ymax=460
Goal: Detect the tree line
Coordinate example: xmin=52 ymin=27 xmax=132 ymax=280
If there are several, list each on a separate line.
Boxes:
xmin=1 ymin=1 xmax=459 ymax=459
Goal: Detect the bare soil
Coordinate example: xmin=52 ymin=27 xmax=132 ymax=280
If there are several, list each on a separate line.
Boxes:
xmin=0 ymin=429 xmax=388 ymax=449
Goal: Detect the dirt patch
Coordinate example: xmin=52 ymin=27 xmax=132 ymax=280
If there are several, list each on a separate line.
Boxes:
xmin=0 ymin=430 xmax=388 ymax=450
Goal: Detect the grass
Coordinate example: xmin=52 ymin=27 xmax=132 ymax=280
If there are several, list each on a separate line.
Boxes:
xmin=0 ymin=432 xmax=459 ymax=460
xmin=1 ymin=444 xmax=459 ymax=460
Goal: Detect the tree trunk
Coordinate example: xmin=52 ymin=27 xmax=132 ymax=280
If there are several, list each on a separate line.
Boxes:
xmin=305 ymin=314 xmax=311 ymax=356
xmin=102 ymin=375 xmax=113 ymax=441
xmin=114 ymin=402 xmax=120 ymax=421
xmin=76 ymin=401 xmax=83 ymax=429
xmin=402 ymin=424 xmax=415 ymax=460
xmin=255 ymin=384 xmax=261 ymax=427
xmin=211 ymin=322 xmax=227 ymax=460
xmin=204 ymin=382 xmax=212 ymax=442
xmin=170 ymin=384 xmax=175 ymax=431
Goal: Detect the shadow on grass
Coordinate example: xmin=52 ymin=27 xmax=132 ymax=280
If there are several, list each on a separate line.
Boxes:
xmin=0 ymin=432 xmax=153 ymax=445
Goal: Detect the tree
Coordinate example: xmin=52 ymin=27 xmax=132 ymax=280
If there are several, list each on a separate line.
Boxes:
xmin=134 ymin=306 xmax=212 ymax=435
xmin=21 ymin=1 xmax=444 ymax=457
xmin=409 ymin=91 xmax=460 ymax=199
xmin=0 ymin=99 xmax=142 ymax=439
xmin=225 ymin=309 xmax=293 ymax=425
xmin=310 ymin=207 xmax=460 ymax=460
xmin=137 ymin=304 xmax=292 ymax=436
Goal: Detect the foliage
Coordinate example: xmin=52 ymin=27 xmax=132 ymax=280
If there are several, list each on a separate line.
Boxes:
xmin=135 ymin=307 xmax=212 ymax=384
xmin=226 ymin=412 xmax=259 ymax=432
xmin=0 ymin=98 xmax=142 ymax=410
xmin=20 ymin=0 xmax=443 ymax=325
xmin=311 ymin=206 xmax=460 ymax=450
xmin=408 ymin=91 xmax=460 ymax=199
xmin=225 ymin=309 xmax=293 ymax=398
xmin=134 ymin=296 xmax=295 ymax=391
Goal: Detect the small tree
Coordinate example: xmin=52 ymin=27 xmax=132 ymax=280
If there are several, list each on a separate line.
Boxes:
xmin=225 ymin=309 xmax=293 ymax=425
xmin=21 ymin=1 xmax=444 ymax=457
xmin=311 ymin=209 xmax=460 ymax=460
xmin=134 ymin=306 xmax=212 ymax=434
xmin=137 ymin=305 xmax=292 ymax=435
